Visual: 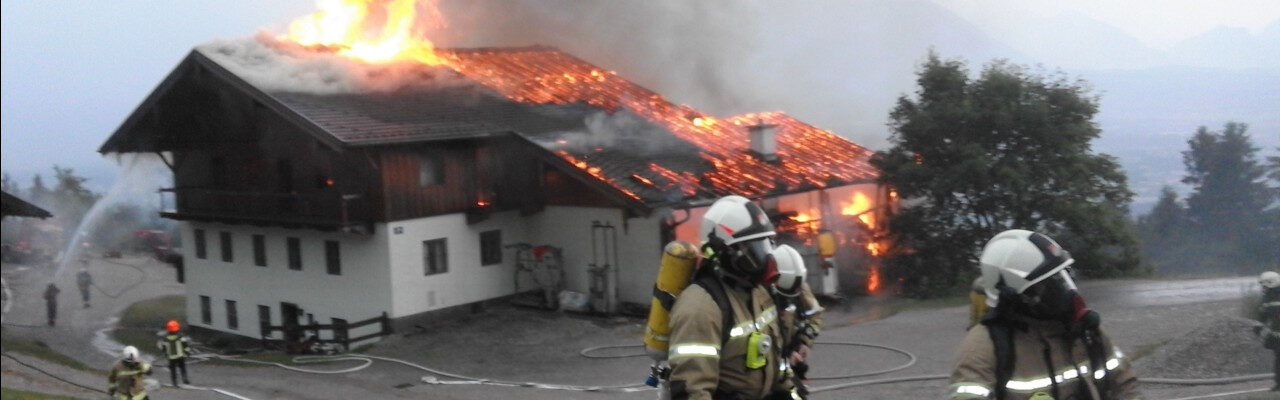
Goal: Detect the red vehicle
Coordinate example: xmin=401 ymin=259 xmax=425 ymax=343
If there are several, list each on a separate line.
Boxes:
xmin=134 ymin=230 xmax=178 ymax=262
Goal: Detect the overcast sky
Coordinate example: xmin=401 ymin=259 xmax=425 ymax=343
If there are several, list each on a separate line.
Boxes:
xmin=2 ymin=1 xmax=1277 ymax=196
xmin=935 ymin=0 xmax=1280 ymax=48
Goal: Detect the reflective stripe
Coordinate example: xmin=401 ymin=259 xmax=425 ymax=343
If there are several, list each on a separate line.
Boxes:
xmin=803 ymin=308 xmax=822 ymax=316
xmin=949 ymin=382 xmax=993 ymax=398
xmin=1004 ymin=349 xmax=1126 ymax=392
xmin=670 ymin=343 xmax=720 ymax=359
xmin=790 ymin=389 xmax=803 ymax=400
xmin=729 ymin=306 xmax=777 ymax=339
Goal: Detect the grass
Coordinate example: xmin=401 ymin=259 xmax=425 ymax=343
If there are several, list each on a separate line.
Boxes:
xmin=0 ymin=328 xmax=95 ymax=372
xmin=112 ymin=295 xmax=185 ymax=358
xmin=0 ymin=387 xmax=83 ymax=400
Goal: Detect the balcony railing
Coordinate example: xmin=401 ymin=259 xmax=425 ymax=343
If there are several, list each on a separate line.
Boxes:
xmin=159 ymin=188 xmax=375 ymax=232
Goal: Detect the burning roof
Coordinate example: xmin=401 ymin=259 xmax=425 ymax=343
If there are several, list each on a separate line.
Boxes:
xmin=439 ymin=46 xmax=877 ymax=204
xmin=102 ymin=42 xmax=877 ymax=208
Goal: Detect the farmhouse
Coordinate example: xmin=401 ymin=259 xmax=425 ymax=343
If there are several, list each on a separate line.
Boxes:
xmin=99 ymin=43 xmax=886 ymax=343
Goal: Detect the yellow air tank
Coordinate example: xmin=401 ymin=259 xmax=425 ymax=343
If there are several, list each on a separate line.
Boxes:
xmin=817 ymin=229 xmax=837 ymax=258
xmin=644 ymin=240 xmax=700 ymax=360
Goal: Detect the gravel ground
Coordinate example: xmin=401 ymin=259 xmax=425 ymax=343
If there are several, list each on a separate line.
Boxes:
xmin=1134 ymin=315 xmax=1271 ymax=379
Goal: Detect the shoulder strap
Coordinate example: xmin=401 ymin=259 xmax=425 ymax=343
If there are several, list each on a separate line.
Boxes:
xmin=693 ymin=273 xmax=734 ymax=345
xmin=986 ymin=321 xmax=1015 ymax=400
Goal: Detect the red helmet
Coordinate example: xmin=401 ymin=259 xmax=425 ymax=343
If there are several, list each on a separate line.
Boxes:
xmin=166 ymin=320 xmax=180 ymax=332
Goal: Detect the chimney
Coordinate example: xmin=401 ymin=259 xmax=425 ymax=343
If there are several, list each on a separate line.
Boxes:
xmin=747 ymin=120 xmax=779 ymax=162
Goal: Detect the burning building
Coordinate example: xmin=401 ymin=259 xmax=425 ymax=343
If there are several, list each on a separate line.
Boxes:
xmin=99 ymin=34 xmax=886 ymax=341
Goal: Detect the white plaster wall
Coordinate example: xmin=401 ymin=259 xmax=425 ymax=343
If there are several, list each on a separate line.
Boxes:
xmin=525 ymin=207 xmax=665 ymax=307
xmin=385 ymin=210 xmax=533 ymax=317
xmin=181 ymin=221 xmax=392 ymax=339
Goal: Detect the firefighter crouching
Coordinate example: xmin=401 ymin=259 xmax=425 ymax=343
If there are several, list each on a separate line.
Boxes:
xmin=668 ymin=195 xmax=801 ymax=400
xmin=770 ymin=244 xmax=823 ymax=397
xmin=109 ymin=346 xmax=153 ymax=400
xmin=157 ymin=320 xmax=192 ymax=387
xmin=949 ymin=229 xmax=1140 ymax=400
xmin=1256 ymin=271 xmax=1280 ymax=392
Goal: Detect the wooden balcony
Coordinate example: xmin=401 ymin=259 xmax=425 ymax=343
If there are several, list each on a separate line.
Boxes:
xmin=160 ymin=188 xmax=376 ymax=233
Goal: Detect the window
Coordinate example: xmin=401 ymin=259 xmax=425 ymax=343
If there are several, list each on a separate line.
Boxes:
xmin=226 ymin=300 xmax=239 ymax=330
xmin=253 ymin=234 xmax=266 ymax=267
xmin=325 ymin=240 xmax=341 ymax=275
xmin=220 ymin=231 xmax=233 ymax=263
xmin=258 ymin=305 xmax=271 ymax=337
xmin=194 ymin=229 xmax=207 ymax=259
xmin=480 ymin=230 xmax=502 ymax=266
xmin=424 ymin=238 xmax=448 ymax=275
xmin=419 ymin=156 xmax=444 ymax=187
xmin=287 ymin=237 xmax=302 ymax=270
xmin=200 ymin=295 xmax=211 ymax=324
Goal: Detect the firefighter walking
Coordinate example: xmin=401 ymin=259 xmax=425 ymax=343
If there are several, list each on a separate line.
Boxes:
xmin=1257 ymin=271 xmax=1280 ymax=392
xmin=949 ymin=229 xmax=1140 ymax=400
xmin=667 ymin=195 xmax=801 ymax=400
xmin=156 ymin=320 xmax=192 ymax=387
xmin=108 ymin=346 xmax=153 ymax=400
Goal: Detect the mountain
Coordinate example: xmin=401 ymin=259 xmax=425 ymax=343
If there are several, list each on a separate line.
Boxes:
xmin=1170 ymin=19 xmax=1280 ymax=68
xmin=991 ymin=11 xmax=1169 ymax=69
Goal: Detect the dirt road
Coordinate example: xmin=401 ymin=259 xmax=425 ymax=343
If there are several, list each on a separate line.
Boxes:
xmin=2 ymin=257 xmax=1272 ymax=399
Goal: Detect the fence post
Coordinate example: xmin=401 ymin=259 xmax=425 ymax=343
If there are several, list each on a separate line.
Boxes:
xmin=335 ymin=318 xmax=349 ymax=350
xmin=381 ymin=311 xmax=392 ymax=335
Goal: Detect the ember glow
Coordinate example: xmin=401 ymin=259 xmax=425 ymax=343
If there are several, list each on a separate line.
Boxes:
xmin=283 ymin=0 xmax=446 ymax=65
xmin=866 ymin=267 xmax=881 ymax=293
xmin=441 ymin=49 xmax=877 ymax=200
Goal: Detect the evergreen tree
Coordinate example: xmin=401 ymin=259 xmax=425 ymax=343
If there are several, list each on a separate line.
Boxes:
xmin=1174 ymin=123 xmax=1277 ymax=272
xmin=872 ymin=53 xmax=1140 ymax=296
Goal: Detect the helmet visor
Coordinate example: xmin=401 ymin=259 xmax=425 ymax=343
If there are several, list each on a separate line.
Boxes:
xmin=729 ymin=239 xmax=775 ymax=280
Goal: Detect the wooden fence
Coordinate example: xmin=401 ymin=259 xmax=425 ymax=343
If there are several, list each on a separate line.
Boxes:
xmin=260 ymin=311 xmax=392 ymax=353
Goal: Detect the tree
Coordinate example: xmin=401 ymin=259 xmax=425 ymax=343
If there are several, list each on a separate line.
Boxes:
xmin=1135 ymin=187 xmax=1190 ymax=272
xmin=1177 ymin=124 xmax=1277 ymax=271
xmin=872 ymin=53 xmax=1140 ymax=297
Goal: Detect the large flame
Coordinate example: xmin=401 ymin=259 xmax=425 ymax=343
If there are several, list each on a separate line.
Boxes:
xmin=840 ymin=192 xmax=874 ymax=228
xmin=283 ymin=0 xmax=446 ymax=65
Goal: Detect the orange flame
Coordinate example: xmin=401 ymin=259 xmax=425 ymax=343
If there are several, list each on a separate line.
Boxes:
xmin=840 ymin=192 xmax=875 ymax=228
xmin=866 ymin=241 xmax=881 ymax=256
xmin=866 ymin=267 xmax=881 ymax=293
xmin=283 ymin=0 xmax=447 ymax=65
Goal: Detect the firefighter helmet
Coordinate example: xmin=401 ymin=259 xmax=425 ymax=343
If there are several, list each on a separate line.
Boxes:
xmin=1261 ymin=271 xmax=1280 ymax=289
xmin=772 ymin=244 xmax=807 ymax=297
xmin=701 ymin=195 xmax=777 ymax=280
xmin=167 ymin=320 xmax=180 ymax=332
xmin=122 ymin=346 xmax=139 ymax=361
xmin=977 ymin=229 xmax=1075 ymax=307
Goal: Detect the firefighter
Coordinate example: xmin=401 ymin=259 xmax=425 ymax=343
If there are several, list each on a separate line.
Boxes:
xmin=667 ymin=195 xmax=799 ymax=400
xmin=1256 ymin=271 xmax=1280 ymax=391
xmin=108 ymin=345 xmax=153 ymax=400
xmin=969 ymin=277 xmax=987 ymax=330
xmin=76 ymin=266 xmax=93 ymax=308
xmin=770 ymin=244 xmax=823 ymax=397
xmin=42 ymin=283 xmax=59 ymax=326
xmin=949 ymin=229 xmax=1140 ymax=400
xmin=157 ymin=319 xmax=192 ymax=387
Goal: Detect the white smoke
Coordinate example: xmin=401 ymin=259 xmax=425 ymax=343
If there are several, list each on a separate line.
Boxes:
xmin=546 ymin=110 xmax=685 ymax=156
xmin=197 ymin=33 xmax=471 ymax=95
xmin=54 ymin=154 xmax=172 ymax=278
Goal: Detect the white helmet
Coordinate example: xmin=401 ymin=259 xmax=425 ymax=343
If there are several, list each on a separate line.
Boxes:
xmin=1261 ymin=271 xmax=1280 ymax=289
xmin=772 ymin=244 xmax=807 ymax=297
xmin=977 ymin=229 xmax=1075 ymax=307
xmin=122 ymin=346 xmax=139 ymax=361
xmin=701 ymin=195 xmax=777 ymax=279
xmin=701 ymin=195 xmax=776 ymax=247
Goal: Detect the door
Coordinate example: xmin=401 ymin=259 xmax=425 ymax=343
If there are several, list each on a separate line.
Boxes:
xmin=280 ymin=302 xmax=300 ymax=343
